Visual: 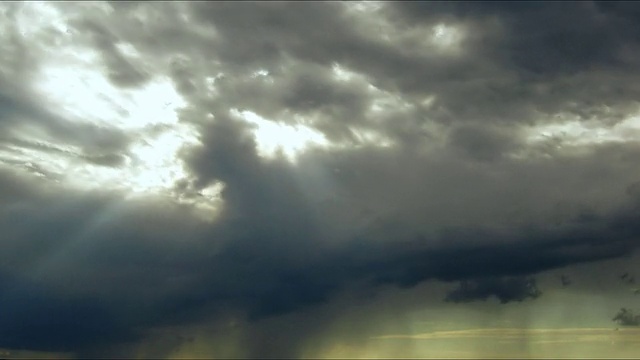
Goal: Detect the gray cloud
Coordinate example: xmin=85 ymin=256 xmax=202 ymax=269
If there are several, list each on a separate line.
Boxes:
xmin=79 ymin=20 xmax=151 ymax=88
xmin=444 ymin=277 xmax=542 ymax=304
xmin=613 ymin=308 xmax=640 ymax=326
xmin=447 ymin=122 xmax=522 ymax=162
xmin=3 ymin=1 xmax=640 ymax=357
xmin=0 ymin=272 xmax=137 ymax=353
xmin=0 ymin=76 xmax=132 ymax=167
xmin=1 ymin=130 xmax=640 ymax=356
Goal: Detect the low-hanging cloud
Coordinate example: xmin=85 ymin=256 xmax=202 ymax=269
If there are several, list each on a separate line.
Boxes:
xmin=444 ymin=277 xmax=542 ymax=304
xmin=613 ymin=308 xmax=640 ymax=327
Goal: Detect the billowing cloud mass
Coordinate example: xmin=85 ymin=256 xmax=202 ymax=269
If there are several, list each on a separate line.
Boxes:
xmin=2 ymin=1 xmax=640 ymax=358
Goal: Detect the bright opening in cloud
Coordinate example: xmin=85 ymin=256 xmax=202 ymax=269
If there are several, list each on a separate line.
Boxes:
xmin=331 ymin=63 xmax=359 ymax=82
xmin=33 ymin=61 xmax=198 ymax=194
xmin=233 ymin=109 xmax=329 ymax=161
xmin=525 ymin=113 xmax=640 ymax=148
xmin=13 ymin=8 xmax=201 ymax=197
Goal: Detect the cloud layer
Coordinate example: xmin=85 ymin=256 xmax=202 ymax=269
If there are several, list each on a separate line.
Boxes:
xmin=1 ymin=1 xmax=640 ymax=357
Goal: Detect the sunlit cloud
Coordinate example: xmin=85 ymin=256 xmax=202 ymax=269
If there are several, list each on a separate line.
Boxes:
xmin=525 ymin=114 xmax=640 ymax=148
xmin=430 ymin=23 xmax=466 ymax=54
xmin=233 ymin=109 xmax=330 ymax=161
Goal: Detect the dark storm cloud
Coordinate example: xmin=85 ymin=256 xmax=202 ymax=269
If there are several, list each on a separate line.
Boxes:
xmin=0 ymin=170 xmax=215 ymax=354
xmin=170 ymin=112 xmax=640 ymax=322
xmin=160 ymin=0 xmax=640 ymax=156
xmin=178 ymin=1 xmax=640 ymax=129
xmin=164 ymin=2 xmax=640 ymax=334
xmin=386 ymin=1 xmax=622 ymax=74
xmin=1 ymin=129 xmax=640 ymax=355
xmin=0 ymin=272 xmax=136 ymax=352
xmin=384 ymin=1 xmax=640 ymax=124
xmin=444 ymin=277 xmax=542 ymax=304
xmin=4 ymin=1 xmax=640 ymax=357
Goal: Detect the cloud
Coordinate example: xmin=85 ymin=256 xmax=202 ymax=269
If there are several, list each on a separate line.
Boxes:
xmin=613 ymin=308 xmax=640 ymax=326
xmin=0 ymin=75 xmax=133 ymax=176
xmin=72 ymin=19 xmax=151 ymax=88
xmin=0 ymin=272 xmax=137 ymax=353
xmin=3 ymin=1 xmax=640 ymax=357
xmin=444 ymin=277 xmax=542 ymax=304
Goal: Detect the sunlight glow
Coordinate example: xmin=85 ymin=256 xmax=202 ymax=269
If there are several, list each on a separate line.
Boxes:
xmin=331 ymin=63 xmax=358 ymax=82
xmin=10 ymin=2 xmax=203 ymax=200
xmin=233 ymin=110 xmax=330 ymax=161
xmin=126 ymin=127 xmax=198 ymax=193
xmin=35 ymin=65 xmax=186 ymax=130
xmin=32 ymin=57 xmax=198 ymax=194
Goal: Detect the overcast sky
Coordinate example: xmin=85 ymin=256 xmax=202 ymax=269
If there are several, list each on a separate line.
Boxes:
xmin=2 ymin=1 xmax=640 ymax=358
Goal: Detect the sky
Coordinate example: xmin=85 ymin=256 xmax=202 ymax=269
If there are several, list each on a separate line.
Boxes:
xmin=2 ymin=1 xmax=640 ymax=358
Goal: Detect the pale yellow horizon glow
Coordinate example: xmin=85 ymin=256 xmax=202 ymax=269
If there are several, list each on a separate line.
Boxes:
xmin=372 ymin=326 xmax=640 ymax=340
xmin=361 ymin=327 xmax=640 ymax=359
